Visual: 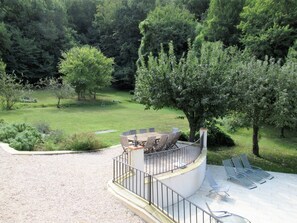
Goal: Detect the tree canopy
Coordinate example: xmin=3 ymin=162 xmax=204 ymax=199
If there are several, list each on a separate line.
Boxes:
xmin=136 ymin=41 xmax=232 ymax=141
xmin=59 ymin=46 xmax=113 ymax=100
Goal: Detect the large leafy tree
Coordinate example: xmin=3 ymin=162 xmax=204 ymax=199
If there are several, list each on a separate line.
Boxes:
xmin=239 ymin=0 xmax=297 ymax=60
xmin=231 ymin=56 xmax=280 ymax=156
xmin=203 ymin=0 xmax=245 ymax=47
xmin=59 ymin=46 xmax=113 ymax=100
xmin=138 ymin=4 xmax=197 ymax=59
xmin=174 ymin=0 xmax=210 ymax=20
xmin=93 ymin=0 xmax=155 ymax=89
xmin=269 ymin=43 xmax=297 ymax=137
xmin=135 ymin=41 xmax=232 ymax=141
xmin=0 ymin=0 xmax=72 ymax=82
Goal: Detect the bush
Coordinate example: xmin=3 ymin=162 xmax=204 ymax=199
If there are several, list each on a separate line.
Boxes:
xmin=180 ymin=125 xmax=235 ymax=148
xmin=0 ymin=122 xmax=42 ymax=151
xmin=207 ymin=125 xmax=235 ymax=148
xmin=64 ymin=133 xmax=103 ymax=151
xmin=34 ymin=121 xmax=51 ymax=134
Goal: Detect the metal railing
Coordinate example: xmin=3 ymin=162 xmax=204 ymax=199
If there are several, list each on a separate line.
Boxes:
xmin=144 ymin=142 xmax=201 ymax=175
xmin=113 ymin=153 xmax=223 ymax=223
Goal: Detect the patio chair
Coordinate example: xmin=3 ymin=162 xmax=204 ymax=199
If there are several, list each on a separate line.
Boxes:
xmin=120 ymin=136 xmax=130 ymax=153
xmin=231 ymin=156 xmax=266 ymax=184
xmin=222 ymin=159 xmax=257 ymax=189
xmin=154 ymin=134 xmax=168 ymax=152
xmin=144 ymin=136 xmax=156 ymax=153
xmin=172 ymin=127 xmax=179 ymax=133
xmin=206 ymin=169 xmax=230 ymax=197
xmin=205 ymin=202 xmax=251 ymax=223
xmin=139 ymin=129 xmax=147 ymax=134
xmin=129 ymin=129 xmax=137 ymax=135
xmin=165 ymin=132 xmax=176 ymax=149
xmin=121 ymin=131 xmax=130 ymax=136
xmin=240 ymin=154 xmax=274 ymax=180
xmin=149 ymin=127 xmax=155 ymax=132
xmin=171 ymin=131 xmax=181 ymax=148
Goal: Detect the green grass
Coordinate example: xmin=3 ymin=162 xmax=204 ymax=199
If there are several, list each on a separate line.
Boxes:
xmin=0 ymin=89 xmax=188 ymax=146
xmin=1 ymin=89 xmax=297 ymax=173
xmin=208 ymin=126 xmax=297 ymax=174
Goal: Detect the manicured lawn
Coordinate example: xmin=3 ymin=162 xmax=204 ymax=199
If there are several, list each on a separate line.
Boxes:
xmin=1 ymin=89 xmax=296 ymax=173
xmin=0 ymin=89 xmax=189 ymax=146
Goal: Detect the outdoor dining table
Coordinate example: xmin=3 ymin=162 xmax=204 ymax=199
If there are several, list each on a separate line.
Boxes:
xmin=127 ymin=132 xmax=165 ymax=145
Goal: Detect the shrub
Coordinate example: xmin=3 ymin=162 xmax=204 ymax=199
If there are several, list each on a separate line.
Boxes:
xmin=34 ymin=121 xmax=51 ymax=134
xmin=180 ymin=125 xmax=235 ymax=148
xmin=64 ymin=133 xmax=103 ymax=151
xmin=0 ymin=122 xmax=42 ymax=150
xmin=9 ymin=128 xmax=42 ymax=151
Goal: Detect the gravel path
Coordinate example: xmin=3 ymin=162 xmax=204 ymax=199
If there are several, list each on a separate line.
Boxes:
xmin=0 ymin=146 xmax=144 ymax=223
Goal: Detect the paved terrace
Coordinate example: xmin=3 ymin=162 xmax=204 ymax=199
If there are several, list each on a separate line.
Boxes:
xmin=187 ymin=165 xmax=297 ymax=223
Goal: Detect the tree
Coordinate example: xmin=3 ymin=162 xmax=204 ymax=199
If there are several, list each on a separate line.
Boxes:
xmin=174 ymin=0 xmax=210 ymax=20
xmin=231 ymin=56 xmax=280 ymax=156
xmin=135 ymin=41 xmax=232 ymax=141
xmin=1 ymin=0 xmax=73 ymax=82
xmin=203 ymin=0 xmax=245 ymax=47
xmin=0 ymin=60 xmax=28 ymax=110
xmin=238 ymin=0 xmax=297 ymax=60
xmin=59 ymin=45 xmax=113 ymax=100
xmin=138 ymin=4 xmax=197 ymax=59
xmin=43 ymin=78 xmax=75 ymax=108
xmin=93 ymin=0 xmax=155 ymax=89
xmin=269 ymin=44 xmax=297 ymax=137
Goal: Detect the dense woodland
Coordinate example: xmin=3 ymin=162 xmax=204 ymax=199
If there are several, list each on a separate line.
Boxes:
xmin=1 ymin=0 xmax=297 ymax=156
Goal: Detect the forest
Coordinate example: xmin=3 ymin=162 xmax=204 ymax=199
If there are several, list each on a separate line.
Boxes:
xmin=1 ymin=0 xmax=297 ymax=156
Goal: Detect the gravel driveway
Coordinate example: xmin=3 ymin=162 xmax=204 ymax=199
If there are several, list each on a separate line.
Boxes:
xmin=0 ymin=146 xmax=144 ymax=223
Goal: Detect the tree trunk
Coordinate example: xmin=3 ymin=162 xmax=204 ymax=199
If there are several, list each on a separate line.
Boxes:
xmin=189 ymin=123 xmax=197 ymax=142
xmin=280 ymin=126 xmax=285 ymax=138
xmin=57 ymin=98 xmax=61 ymax=108
xmin=252 ymin=125 xmax=260 ymax=157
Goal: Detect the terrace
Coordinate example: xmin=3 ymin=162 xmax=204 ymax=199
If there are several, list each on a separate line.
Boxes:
xmin=109 ymin=129 xmax=297 ymax=223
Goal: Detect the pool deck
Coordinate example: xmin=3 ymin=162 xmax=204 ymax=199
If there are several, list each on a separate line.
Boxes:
xmin=187 ymin=165 xmax=297 ymax=223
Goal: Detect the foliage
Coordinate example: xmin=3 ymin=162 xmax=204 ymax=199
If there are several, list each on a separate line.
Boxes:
xmin=0 ymin=62 xmax=30 ymax=110
xmin=238 ymin=0 xmax=297 ymax=60
xmin=43 ymin=78 xmax=75 ymax=108
xmin=230 ymin=56 xmax=281 ymax=156
xmin=93 ymin=0 xmax=155 ymax=89
xmin=174 ymin=0 xmax=210 ymax=20
xmin=64 ymin=133 xmax=103 ymax=151
xmin=203 ymin=0 xmax=245 ymax=46
xmin=0 ymin=122 xmax=42 ymax=151
xmin=179 ymin=125 xmax=235 ymax=148
xmin=136 ymin=41 xmax=233 ymax=141
xmin=59 ymin=45 xmax=114 ymax=100
xmin=0 ymin=0 xmax=73 ymax=82
xmin=138 ymin=4 xmax=197 ymax=59
xmin=34 ymin=121 xmax=51 ymax=134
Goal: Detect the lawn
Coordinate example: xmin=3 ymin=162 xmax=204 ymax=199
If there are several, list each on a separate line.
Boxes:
xmin=1 ymin=89 xmax=297 ymax=173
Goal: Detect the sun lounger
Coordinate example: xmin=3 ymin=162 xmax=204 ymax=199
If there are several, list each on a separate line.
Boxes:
xmin=206 ymin=169 xmax=230 ymax=197
xmin=206 ymin=202 xmax=251 ymax=223
xmin=223 ymin=159 xmax=257 ymax=189
xmin=231 ymin=156 xmax=266 ymax=184
xmin=240 ymin=154 xmax=274 ymax=180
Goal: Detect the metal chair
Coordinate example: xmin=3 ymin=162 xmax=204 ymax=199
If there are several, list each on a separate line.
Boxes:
xmin=206 ymin=202 xmax=251 ymax=223
xmin=171 ymin=131 xmax=181 ymax=148
xmin=240 ymin=154 xmax=274 ymax=180
xmin=139 ymin=129 xmax=147 ymax=134
xmin=231 ymin=156 xmax=266 ymax=184
xmin=129 ymin=129 xmax=137 ymax=135
xmin=165 ymin=133 xmax=176 ymax=149
xmin=148 ymin=127 xmax=155 ymax=132
xmin=206 ymin=169 xmax=230 ymax=197
xmin=222 ymin=159 xmax=257 ymax=189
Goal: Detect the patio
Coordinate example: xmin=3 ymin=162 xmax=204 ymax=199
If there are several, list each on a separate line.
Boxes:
xmin=186 ymin=165 xmax=297 ymax=223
